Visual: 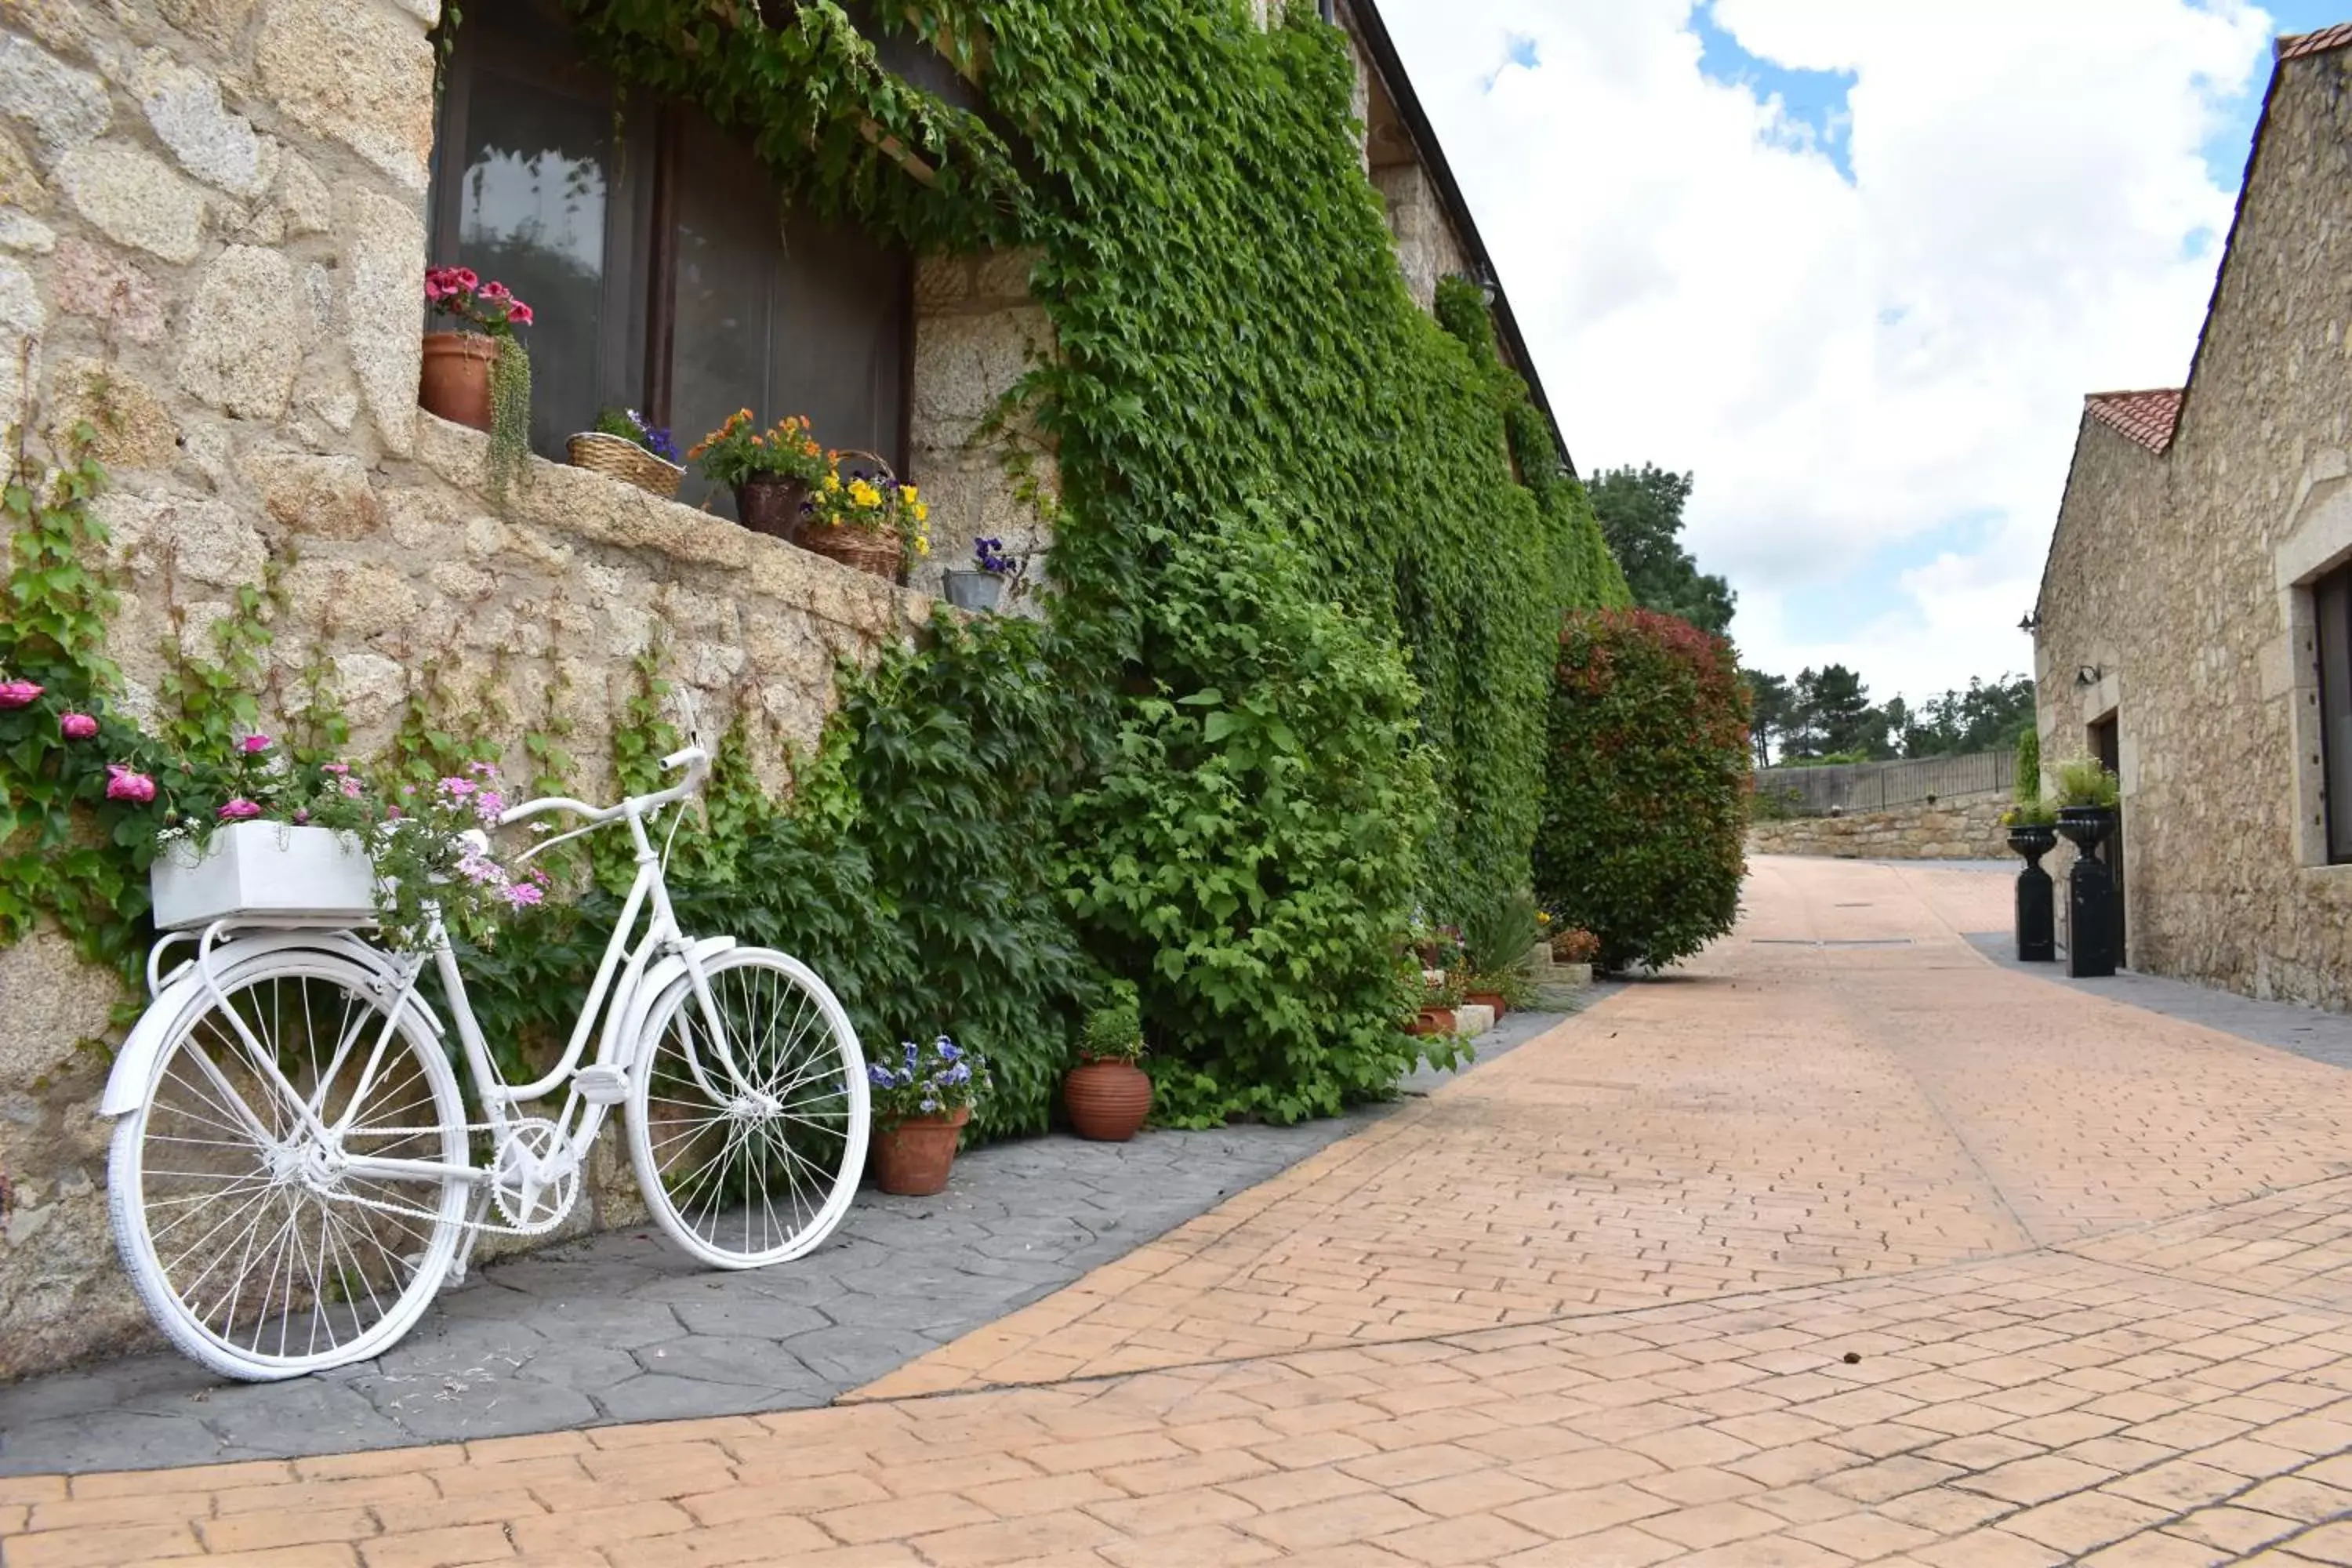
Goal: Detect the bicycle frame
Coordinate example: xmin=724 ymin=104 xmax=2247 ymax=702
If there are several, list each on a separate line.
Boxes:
xmin=201 ymin=748 xmax=737 ymax=1210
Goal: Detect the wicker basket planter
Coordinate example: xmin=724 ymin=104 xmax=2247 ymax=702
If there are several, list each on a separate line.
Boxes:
xmin=566 ymin=431 xmax=683 ymax=499
xmin=799 ymin=523 xmax=902 ymax=582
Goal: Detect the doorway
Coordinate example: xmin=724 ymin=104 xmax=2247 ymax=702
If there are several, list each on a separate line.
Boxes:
xmin=2090 ymin=713 xmax=2124 ymax=963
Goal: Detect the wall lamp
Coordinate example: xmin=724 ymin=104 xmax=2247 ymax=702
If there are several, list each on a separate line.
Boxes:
xmin=2074 ymin=665 xmax=2103 ymax=688
xmin=2016 ymin=611 xmax=2041 ymax=633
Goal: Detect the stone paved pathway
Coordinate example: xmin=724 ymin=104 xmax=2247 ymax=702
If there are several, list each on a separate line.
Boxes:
xmin=23 ymin=855 xmax=2352 ymax=1565
xmin=0 ymin=1008 xmax=1572 ymax=1475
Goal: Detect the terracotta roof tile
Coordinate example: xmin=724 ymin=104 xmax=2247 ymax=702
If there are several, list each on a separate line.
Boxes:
xmin=2084 ymin=388 xmax=2183 ymax=454
xmin=2278 ymin=21 xmax=2352 ymax=61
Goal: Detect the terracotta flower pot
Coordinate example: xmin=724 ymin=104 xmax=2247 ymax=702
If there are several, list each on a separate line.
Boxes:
xmin=1406 ymin=1007 xmax=1456 ymax=1037
xmin=1064 ymin=1059 xmax=1151 ymax=1142
xmin=735 ymin=476 xmax=809 ymax=541
xmin=1465 ymin=990 xmax=1508 ymax=1017
xmin=871 ymin=1105 xmax=969 ymax=1196
xmin=419 ymin=332 xmax=499 ymax=430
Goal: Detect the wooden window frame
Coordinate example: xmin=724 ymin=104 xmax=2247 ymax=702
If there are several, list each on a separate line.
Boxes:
xmin=429 ymin=9 xmax=916 ymax=466
xmin=2316 ymin=564 xmax=2352 ymax=864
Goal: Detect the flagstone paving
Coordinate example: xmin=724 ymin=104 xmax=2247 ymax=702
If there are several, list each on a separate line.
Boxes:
xmin=21 ymin=855 xmax=2352 ymax=1565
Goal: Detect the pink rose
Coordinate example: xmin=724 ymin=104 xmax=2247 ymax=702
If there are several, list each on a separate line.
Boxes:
xmin=239 ymin=734 xmax=272 ymax=755
xmin=60 ymin=712 xmax=98 ymax=739
xmin=0 ymin=679 xmax=42 ymax=709
xmin=104 ymin=764 xmax=157 ymax=804
xmin=217 ymin=798 xmax=263 ymax=822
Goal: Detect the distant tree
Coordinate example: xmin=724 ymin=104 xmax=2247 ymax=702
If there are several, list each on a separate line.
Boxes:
xmin=1588 ymin=464 xmax=1737 ymax=637
xmin=1741 ymin=669 xmax=1794 ymax=767
xmin=1897 ymin=674 xmax=2037 ymax=757
xmin=1788 ymin=664 xmax=1885 ymax=758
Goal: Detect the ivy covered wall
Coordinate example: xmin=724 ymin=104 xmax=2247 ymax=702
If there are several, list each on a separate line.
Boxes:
xmin=567 ymin=0 xmax=1628 ymax=1120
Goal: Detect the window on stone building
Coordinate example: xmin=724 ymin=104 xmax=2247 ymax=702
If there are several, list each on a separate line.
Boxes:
xmin=2314 ymin=564 xmax=2352 ymax=862
xmin=427 ymin=0 xmax=914 ymax=503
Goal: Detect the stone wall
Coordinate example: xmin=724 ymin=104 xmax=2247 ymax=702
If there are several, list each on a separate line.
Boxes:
xmin=1374 ymin=161 xmax=1470 ymax=316
xmin=2032 ymin=42 xmax=2352 ymax=1006
xmin=1747 ymin=795 xmax=2011 ymax=862
xmin=0 ymin=0 xmax=946 ymax=1377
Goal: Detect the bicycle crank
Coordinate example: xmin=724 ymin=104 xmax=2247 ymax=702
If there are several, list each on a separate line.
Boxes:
xmin=488 ymin=1117 xmax=581 ymax=1234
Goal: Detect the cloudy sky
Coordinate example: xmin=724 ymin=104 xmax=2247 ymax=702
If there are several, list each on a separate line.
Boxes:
xmin=1386 ymin=0 xmax=2343 ymax=706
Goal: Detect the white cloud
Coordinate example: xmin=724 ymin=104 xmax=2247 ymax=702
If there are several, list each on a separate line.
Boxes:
xmin=1383 ymin=0 xmax=2273 ymax=701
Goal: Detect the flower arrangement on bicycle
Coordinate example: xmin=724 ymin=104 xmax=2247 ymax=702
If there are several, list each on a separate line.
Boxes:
xmin=866 ymin=1035 xmax=987 ymax=1196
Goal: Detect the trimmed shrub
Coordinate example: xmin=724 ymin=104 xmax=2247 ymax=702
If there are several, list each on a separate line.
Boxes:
xmin=1534 ymin=608 xmax=1751 ymax=971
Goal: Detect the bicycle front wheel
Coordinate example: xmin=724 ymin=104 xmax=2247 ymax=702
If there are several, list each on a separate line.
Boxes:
xmin=107 ymin=953 xmax=470 ymax=1380
xmin=627 ymin=947 xmax=868 ymax=1269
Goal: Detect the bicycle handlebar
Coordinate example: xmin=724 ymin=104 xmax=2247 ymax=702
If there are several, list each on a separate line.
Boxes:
xmin=497 ymin=745 xmax=711 ymax=831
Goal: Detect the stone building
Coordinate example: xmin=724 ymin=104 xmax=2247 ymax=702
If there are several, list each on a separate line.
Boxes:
xmin=2031 ymin=23 xmax=2352 ymax=1000
xmin=0 ymin=1 xmax=1551 ymax=1373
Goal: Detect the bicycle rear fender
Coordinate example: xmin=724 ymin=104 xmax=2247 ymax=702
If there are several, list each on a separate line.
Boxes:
xmin=100 ymin=931 xmax=448 ymax=1118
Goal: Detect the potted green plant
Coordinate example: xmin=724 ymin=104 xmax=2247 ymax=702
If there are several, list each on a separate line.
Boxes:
xmin=1065 ymin=993 xmax=1151 ymax=1142
xmin=2052 ymin=756 xmax=2120 ymax=851
xmin=419 ymin=266 xmax=533 ymax=507
xmin=867 ymin=1035 xmax=988 ymax=1196
xmin=688 ymin=411 xmax=831 ymax=539
xmin=1460 ymin=889 xmax=1539 ymax=1015
xmin=568 ymin=408 xmax=683 ymax=499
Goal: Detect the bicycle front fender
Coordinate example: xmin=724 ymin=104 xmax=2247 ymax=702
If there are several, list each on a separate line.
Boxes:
xmin=614 ymin=936 xmax=739 ymax=1067
xmin=100 ymin=931 xmax=446 ymax=1118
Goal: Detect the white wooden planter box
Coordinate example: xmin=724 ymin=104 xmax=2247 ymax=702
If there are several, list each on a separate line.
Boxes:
xmin=151 ymin=822 xmax=378 ymax=931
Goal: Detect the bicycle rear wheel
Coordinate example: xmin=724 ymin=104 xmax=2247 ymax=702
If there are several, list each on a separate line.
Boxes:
xmin=107 ymin=954 xmax=470 ymax=1380
xmin=627 ymin=947 xmax=868 ymax=1269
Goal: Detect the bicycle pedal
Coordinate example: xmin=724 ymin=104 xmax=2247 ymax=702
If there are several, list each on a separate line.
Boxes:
xmin=574 ymin=1065 xmax=631 ymax=1105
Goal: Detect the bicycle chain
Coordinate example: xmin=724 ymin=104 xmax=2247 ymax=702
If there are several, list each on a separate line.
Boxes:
xmin=293 ymin=1118 xmax=590 ymax=1240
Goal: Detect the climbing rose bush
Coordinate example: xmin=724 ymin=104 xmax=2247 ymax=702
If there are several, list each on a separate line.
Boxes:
xmin=1534 ymin=608 xmax=1751 ymax=972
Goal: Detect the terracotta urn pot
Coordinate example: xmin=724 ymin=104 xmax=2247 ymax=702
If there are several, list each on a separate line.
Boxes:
xmin=871 ymin=1105 xmax=969 ymax=1196
xmin=1406 ymin=1007 xmax=1456 ymax=1037
xmin=1464 ymin=989 xmax=1508 ymax=1017
xmin=1064 ymin=1059 xmax=1151 ymax=1142
xmin=735 ymin=476 xmax=809 ymax=541
xmin=419 ymin=332 xmax=499 ymax=430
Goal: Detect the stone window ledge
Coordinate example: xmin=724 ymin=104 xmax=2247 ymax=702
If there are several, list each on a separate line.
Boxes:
xmin=411 ymin=414 xmax=946 ymax=641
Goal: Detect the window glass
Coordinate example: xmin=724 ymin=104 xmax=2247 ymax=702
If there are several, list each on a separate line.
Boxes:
xmin=670 ymin=113 xmax=909 ymax=517
xmin=2319 ymin=569 xmax=2352 ymax=862
xmin=454 ymin=66 xmax=613 ymax=456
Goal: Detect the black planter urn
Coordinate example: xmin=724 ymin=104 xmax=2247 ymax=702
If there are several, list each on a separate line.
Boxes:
xmin=2005 ymin=822 xmax=2057 ymax=963
xmin=2056 ymin=806 xmax=2118 ymax=978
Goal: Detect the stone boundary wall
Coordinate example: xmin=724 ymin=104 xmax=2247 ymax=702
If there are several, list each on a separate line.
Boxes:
xmin=1748 ymin=794 xmax=2010 ymax=862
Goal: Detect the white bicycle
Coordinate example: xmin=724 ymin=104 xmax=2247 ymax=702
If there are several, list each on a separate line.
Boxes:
xmin=99 ymin=745 xmax=870 ymax=1381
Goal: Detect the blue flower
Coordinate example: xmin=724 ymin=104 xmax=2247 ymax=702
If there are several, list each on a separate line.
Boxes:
xmin=920 ymin=1096 xmax=939 ymax=1113
xmin=895 ymin=1069 xmax=915 ymax=1088
xmin=944 ymin=1062 xmax=971 ymax=1086
xmin=866 ymin=1062 xmax=894 ymax=1088
xmin=936 ymin=1037 xmax=961 ymax=1063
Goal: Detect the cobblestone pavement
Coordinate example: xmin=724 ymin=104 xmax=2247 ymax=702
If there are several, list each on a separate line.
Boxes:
xmin=24 ymin=855 xmax=2352 ymax=1565
xmin=0 ymin=1007 xmax=1571 ymax=1476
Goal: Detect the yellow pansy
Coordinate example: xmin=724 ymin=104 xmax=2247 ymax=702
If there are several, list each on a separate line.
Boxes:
xmin=914 ymin=535 xmax=931 ymax=557
xmin=823 ymin=474 xmax=842 ymax=492
xmin=848 ymin=479 xmax=881 ymax=509
xmin=911 ymin=500 xmax=930 ymax=523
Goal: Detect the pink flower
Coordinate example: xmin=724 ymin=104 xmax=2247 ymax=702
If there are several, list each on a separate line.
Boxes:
xmin=502 ymin=881 xmax=545 ymax=908
xmin=0 ymin=679 xmax=42 ymax=709
xmin=321 ymin=762 xmax=351 ymax=775
xmin=453 ymin=267 xmax=479 ymax=292
xmin=239 ymin=734 xmax=272 ymax=755
xmin=292 ymin=808 xmax=310 ymax=826
xmin=384 ymin=804 xmax=404 ymax=820
xmin=339 ymin=776 xmax=363 ymax=798
xmin=59 ymin=712 xmax=97 ymax=739
xmin=217 ymin=798 xmax=263 ymax=822
xmin=466 ymin=760 xmax=499 ymax=779
xmin=480 ymin=280 xmax=510 ymax=303
xmin=104 ymin=764 xmax=157 ymax=804
xmin=506 ymin=303 xmax=534 ymax=328
xmin=439 ymin=776 xmax=477 ymax=799
xmin=474 ymin=790 xmax=506 ymax=822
